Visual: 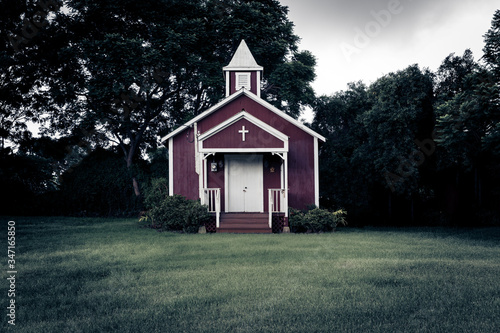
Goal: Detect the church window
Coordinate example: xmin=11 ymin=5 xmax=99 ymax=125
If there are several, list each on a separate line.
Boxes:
xmin=236 ymin=73 xmax=251 ymax=91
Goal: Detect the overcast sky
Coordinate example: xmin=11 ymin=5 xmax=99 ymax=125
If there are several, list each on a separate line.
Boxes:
xmin=279 ymin=0 xmax=499 ymax=96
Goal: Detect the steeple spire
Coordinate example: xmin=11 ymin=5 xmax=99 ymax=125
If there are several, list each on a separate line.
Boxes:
xmin=223 ymin=40 xmax=263 ymax=97
xmin=224 ymin=40 xmax=263 ymax=70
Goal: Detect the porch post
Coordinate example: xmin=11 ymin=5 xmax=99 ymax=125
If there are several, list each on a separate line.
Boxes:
xmin=314 ymin=137 xmax=320 ymax=208
xmin=198 ymin=155 xmax=205 ymax=204
xmin=168 ymin=138 xmax=174 ymax=196
xmin=283 ymin=152 xmax=290 ymax=233
xmin=196 ymin=123 xmax=205 ymax=203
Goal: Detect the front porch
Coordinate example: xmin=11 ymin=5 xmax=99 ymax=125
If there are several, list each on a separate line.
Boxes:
xmin=217 ymin=213 xmax=271 ymax=233
xmin=202 ymin=188 xmax=288 ymax=233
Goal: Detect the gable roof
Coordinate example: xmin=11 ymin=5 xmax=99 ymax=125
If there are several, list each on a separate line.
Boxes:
xmin=161 ymin=89 xmax=326 ymax=143
xmin=223 ymin=40 xmax=263 ymax=71
xmin=198 ymin=110 xmax=289 ymax=153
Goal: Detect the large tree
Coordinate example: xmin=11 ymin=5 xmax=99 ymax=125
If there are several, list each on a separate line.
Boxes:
xmin=482 ymin=9 xmax=500 ymax=162
xmin=483 ymin=9 xmax=500 ymax=82
xmin=1 ymin=0 xmax=67 ymax=148
xmin=4 ymin=0 xmax=316 ymax=196
xmin=312 ymin=66 xmax=434 ymax=223
xmin=434 ymin=49 xmax=479 ymax=104
xmin=312 ymin=82 xmax=372 ymax=216
xmin=360 ymin=65 xmax=434 ymax=198
xmin=435 ymin=18 xmax=500 ymax=212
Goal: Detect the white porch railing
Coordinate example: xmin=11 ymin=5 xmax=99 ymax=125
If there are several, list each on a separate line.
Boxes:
xmin=268 ymin=189 xmax=287 ymax=228
xmin=203 ymin=188 xmax=221 ymax=228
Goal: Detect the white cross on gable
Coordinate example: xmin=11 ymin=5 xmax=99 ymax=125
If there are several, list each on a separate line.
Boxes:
xmin=238 ymin=125 xmax=249 ymax=141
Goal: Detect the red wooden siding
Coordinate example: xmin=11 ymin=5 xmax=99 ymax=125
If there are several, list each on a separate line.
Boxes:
xmin=287 ymin=136 xmax=315 ymax=209
xmin=206 ymin=154 xmax=225 ymax=211
xmin=172 ymin=128 xmax=198 ymax=201
xmin=171 ymin=94 xmax=318 ymax=211
xmin=263 ymin=153 xmax=284 ymax=211
xmin=202 ymin=119 xmax=285 ymax=149
xmin=198 ymin=95 xmax=316 ymax=210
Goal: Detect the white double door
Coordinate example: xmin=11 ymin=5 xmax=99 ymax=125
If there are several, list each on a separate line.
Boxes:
xmin=225 ymin=155 xmax=263 ymax=212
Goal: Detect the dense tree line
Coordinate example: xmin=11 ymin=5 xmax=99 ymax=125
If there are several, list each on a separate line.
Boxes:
xmin=1 ymin=2 xmax=498 ymax=225
xmin=313 ymin=11 xmax=500 ymax=225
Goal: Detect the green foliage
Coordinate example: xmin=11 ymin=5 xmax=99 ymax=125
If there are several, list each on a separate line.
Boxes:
xmin=433 ymin=42 xmax=500 ymax=222
xmin=312 ymin=82 xmax=372 ymax=212
xmin=435 ymin=68 xmax=500 ymax=170
xmin=58 ymin=148 xmax=143 ymax=216
xmin=289 ymin=207 xmax=347 ymax=233
xmin=16 ymin=0 xmax=312 ymax=166
xmin=1 ymin=0 xmax=315 ymax=199
xmin=144 ymin=178 xmax=210 ymax=233
xmin=267 ymin=50 xmax=317 ymax=118
xmin=361 ymin=65 xmax=434 ymax=196
xmin=0 ymin=148 xmax=56 ymax=214
xmin=143 ymin=178 xmax=170 ymax=211
xmin=1 ymin=1 xmax=66 ymax=148
xmin=147 ymin=147 xmax=169 ymax=180
xmin=312 ymin=67 xmax=435 ymax=223
xmin=434 ymin=49 xmax=478 ymax=104
xmin=483 ymin=9 xmax=500 ymax=81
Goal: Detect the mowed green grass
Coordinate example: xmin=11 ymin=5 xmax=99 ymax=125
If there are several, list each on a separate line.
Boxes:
xmin=1 ymin=217 xmax=500 ymax=333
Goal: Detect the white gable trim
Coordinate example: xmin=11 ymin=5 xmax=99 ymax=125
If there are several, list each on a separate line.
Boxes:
xmin=199 ymin=111 xmax=288 ymax=142
xmin=162 ymin=90 xmax=247 ymax=141
xmin=314 ymin=137 xmax=320 ymax=207
xmin=224 ymin=67 xmax=263 ymax=71
xmin=161 ymin=90 xmax=326 ymax=143
xmin=198 ymin=111 xmax=289 ymax=153
xmin=242 ymin=91 xmax=326 ymax=142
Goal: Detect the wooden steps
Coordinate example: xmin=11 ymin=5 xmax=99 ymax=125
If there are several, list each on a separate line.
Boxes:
xmin=217 ymin=213 xmax=272 ymax=233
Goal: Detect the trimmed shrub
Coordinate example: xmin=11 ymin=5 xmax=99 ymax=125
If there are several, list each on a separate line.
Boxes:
xmin=289 ymin=207 xmax=347 ymax=233
xmin=143 ymin=178 xmax=210 ymax=233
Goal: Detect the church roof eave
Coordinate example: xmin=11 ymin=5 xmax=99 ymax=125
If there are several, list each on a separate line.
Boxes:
xmin=160 ymin=89 xmax=326 ymax=144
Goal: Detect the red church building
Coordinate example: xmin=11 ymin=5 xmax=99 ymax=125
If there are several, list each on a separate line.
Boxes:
xmin=162 ymin=40 xmax=325 ymax=233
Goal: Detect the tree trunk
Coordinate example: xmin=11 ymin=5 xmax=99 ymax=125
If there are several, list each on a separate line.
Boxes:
xmin=410 ymin=197 xmax=414 ymax=224
xmin=475 ymin=167 xmax=482 ymax=207
xmin=126 ymin=153 xmax=141 ymax=197
xmin=388 ymin=192 xmax=392 ymax=220
xmin=132 ymin=176 xmax=141 ymax=197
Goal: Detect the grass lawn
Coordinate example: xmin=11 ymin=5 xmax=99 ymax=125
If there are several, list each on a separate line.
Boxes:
xmin=1 ymin=217 xmax=500 ymax=332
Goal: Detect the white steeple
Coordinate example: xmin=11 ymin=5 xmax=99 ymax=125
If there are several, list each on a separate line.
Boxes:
xmin=223 ymin=40 xmax=263 ymax=71
xmin=223 ymin=40 xmax=263 ymax=97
